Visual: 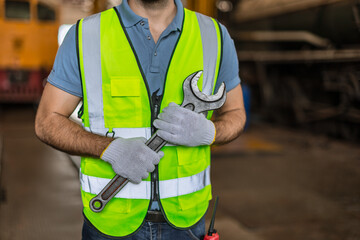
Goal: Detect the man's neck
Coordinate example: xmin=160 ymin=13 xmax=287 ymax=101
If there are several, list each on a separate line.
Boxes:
xmin=128 ymin=0 xmax=177 ymax=43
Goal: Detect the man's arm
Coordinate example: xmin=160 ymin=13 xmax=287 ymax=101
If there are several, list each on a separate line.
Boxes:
xmin=35 ymin=83 xmax=112 ymax=157
xmin=213 ymin=84 xmax=246 ymax=145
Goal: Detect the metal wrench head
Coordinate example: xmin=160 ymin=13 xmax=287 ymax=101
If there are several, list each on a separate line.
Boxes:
xmin=181 ymin=71 xmax=226 ymax=113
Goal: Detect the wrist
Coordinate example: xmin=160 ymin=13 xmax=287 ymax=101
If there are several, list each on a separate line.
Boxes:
xmin=210 ymin=121 xmax=216 ymax=145
xmin=202 ymin=119 xmax=216 ymax=146
xmin=100 ymin=137 xmax=121 ymax=161
xmin=100 ymin=143 xmax=111 ymax=159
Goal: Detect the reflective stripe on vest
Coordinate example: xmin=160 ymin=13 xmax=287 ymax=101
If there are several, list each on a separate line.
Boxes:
xmin=83 ymin=126 xmax=152 ymax=139
xmin=80 ymin=13 xmax=104 ymax=129
xmin=80 ymin=166 xmax=210 ymax=199
xmin=195 ymin=12 xmax=219 ymax=95
xmin=82 ymin=127 xmax=175 ymax=147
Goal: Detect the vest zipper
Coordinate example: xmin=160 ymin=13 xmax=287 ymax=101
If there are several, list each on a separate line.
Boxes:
xmin=151 ymin=91 xmax=161 ymax=203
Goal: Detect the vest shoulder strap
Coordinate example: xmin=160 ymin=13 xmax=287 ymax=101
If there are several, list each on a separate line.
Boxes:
xmin=193 ymin=10 xmax=223 ymax=95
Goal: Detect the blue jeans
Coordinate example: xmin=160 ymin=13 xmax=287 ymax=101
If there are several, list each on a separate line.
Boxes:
xmin=82 ymin=217 xmax=205 ymax=240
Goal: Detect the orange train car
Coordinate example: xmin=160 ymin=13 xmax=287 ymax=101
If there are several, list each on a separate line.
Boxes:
xmin=0 ymin=0 xmax=59 ymax=103
xmin=184 ymin=0 xmax=216 ymax=17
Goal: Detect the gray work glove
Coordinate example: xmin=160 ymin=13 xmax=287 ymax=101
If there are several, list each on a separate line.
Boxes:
xmin=101 ymin=137 xmax=164 ymax=184
xmin=153 ymin=102 xmax=216 ymax=147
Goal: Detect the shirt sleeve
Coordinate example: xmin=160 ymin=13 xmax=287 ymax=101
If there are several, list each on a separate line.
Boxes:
xmin=47 ymin=24 xmax=83 ymax=98
xmin=214 ymin=23 xmax=241 ymax=93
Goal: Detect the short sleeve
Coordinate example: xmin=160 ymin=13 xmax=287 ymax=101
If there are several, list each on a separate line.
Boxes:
xmin=214 ymin=23 xmax=241 ymax=93
xmin=47 ymin=24 xmax=83 ymax=97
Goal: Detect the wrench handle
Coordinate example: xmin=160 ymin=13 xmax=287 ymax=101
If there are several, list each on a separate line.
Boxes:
xmin=146 ymin=132 xmax=168 ymax=152
xmin=89 ymin=133 xmax=167 ymax=212
xmin=89 ymin=175 xmax=129 ymax=212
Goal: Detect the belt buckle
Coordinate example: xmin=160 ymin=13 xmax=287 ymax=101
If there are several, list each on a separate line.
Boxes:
xmin=146 ymin=210 xmax=166 ymax=223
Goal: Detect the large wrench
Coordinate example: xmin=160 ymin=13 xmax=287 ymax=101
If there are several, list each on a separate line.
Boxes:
xmin=89 ymin=71 xmax=226 ymax=212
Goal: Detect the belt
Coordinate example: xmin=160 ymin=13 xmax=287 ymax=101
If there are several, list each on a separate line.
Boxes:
xmin=145 ymin=210 xmax=167 ymax=223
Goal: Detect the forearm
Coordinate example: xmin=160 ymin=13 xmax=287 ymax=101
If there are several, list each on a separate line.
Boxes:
xmin=213 ymin=108 xmax=246 ymax=145
xmin=35 ymin=112 xmax=112 ymax=158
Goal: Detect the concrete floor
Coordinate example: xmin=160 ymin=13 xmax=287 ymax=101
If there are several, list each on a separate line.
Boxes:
xmin=0 ymin=105 xmax=359 ymax=240
xmin=211 ymin=124 xmax=360 ymax=240
xmin=0 ymin=105 xmax=83 ymax=240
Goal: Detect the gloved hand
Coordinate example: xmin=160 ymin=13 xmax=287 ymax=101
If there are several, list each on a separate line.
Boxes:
xmin=101 ymin=137 xmax=164 ymax=184
xmin=153 ymin=102 xmax=216 ymax=147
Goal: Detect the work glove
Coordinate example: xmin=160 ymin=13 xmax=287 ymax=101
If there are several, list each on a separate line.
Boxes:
xmin=101 ymin=137 xmax=164 ymax=184
xmin=153 ymin=102 xmax=216 ymax=147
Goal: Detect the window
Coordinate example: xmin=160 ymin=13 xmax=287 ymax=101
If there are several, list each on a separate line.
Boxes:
xmin=37 ymin=3 xmax=56 ymax=21
xmin=5 ymin=0 xmax=30 ymax=20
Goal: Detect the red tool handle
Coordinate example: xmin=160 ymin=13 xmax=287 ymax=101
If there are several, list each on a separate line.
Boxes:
xmin=204 ymin=232 xmax=219 ymax=240
xmin=204 ymin=196 xmax=220 ymax=239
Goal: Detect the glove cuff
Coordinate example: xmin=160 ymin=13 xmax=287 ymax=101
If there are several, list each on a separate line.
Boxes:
xmin=101 ymin=137 xmax=125 ymax=164
xmin=211 ymin=122 xmax=216 ymax=145
xmin=202 ymin=120 xmax=216 ymax=146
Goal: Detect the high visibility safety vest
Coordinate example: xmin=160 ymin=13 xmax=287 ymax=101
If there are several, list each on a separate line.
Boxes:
xmin=77 ymin=7 xmax=222 ymax=238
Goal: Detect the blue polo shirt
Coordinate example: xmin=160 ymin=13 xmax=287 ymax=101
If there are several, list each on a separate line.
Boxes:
xmin=48 ymin=0 xmax=240 ymax=97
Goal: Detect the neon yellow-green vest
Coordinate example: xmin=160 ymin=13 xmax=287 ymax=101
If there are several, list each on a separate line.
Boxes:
xmin=77 ymin=7 xmax=222 ymax=237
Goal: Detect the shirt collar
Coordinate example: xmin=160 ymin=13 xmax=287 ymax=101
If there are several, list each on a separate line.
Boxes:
xmin=117 ymin=0 xmax=183 ymax=31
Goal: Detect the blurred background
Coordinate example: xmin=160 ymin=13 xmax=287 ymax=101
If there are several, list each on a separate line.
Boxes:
xmin=0 ymin=0 xmax=359 ymax=239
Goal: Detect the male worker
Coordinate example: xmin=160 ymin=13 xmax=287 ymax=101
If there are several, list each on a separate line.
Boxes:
xmin=35 ymin=0 xmax=246 ymax=239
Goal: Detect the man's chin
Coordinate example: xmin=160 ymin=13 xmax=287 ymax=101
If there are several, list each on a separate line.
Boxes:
xmin=140 ymin=0 xmax=167 ymax=4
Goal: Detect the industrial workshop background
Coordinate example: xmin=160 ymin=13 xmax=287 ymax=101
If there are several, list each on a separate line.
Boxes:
xmin=0 ymin=0 xmax=359 ymax=240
